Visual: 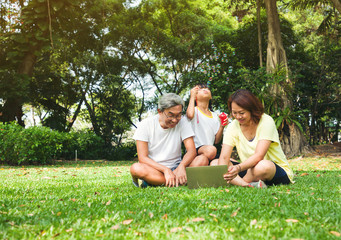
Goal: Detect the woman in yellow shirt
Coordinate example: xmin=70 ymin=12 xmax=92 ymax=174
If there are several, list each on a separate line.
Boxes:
xmin=218 ymin=89 xmax=294 ymax=188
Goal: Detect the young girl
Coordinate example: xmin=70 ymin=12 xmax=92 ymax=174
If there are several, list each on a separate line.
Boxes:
xmin=186 ymin=83 xmax=228 ymax=165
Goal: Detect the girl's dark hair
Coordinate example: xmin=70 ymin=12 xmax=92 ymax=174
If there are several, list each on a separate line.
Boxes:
xmin=194 ymin=83 xmax=213 ymax=111
xmin=227 ymin=89 xmax=264 ymax=123
xmin=196 ymin=83 xmax=209 ymax=89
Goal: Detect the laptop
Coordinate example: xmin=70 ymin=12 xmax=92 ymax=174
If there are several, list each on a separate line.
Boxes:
xmin=186 ymin=165 xmax=228 ymax=189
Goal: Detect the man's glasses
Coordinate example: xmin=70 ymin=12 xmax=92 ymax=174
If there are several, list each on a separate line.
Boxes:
xmin=163 ymin=111 xmax=183 ymax=120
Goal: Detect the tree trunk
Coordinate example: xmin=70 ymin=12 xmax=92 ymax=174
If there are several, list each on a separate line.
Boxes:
xmin=264 ymin=0 xmax=288 ymax=74
xmin=257 ymin=0 xmax=263 ymax=67
xmin=66 ymin=81 xmax=91 ymax=132
xmin=330 ymin=0 xmax=341 ymax=14
xmin=66 ymin=95 xmax=85 ymax=132
xmin=264 ymin=0 xmax=290 ymax=110
xmin=2 ymin=51 xmax=37 ymax=126
xmin=2 ymin=97 xmax=25 ymax=126
xmin=281 ymin=121 xmax=312 ymax=159
xmin=264 ymin=0 xmax=312 ymax=157
xmin=31 ymin=106 xmax=36 ymax=126
xmin=84 ymin=98 xmax=101 ymax=136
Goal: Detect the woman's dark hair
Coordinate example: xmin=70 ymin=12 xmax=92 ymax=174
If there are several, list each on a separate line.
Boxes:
xmin=227 ymin=89 xmax=264 ymax=123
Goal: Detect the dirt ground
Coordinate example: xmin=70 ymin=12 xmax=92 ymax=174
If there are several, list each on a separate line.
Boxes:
xmin=307 ymin=142 xmax=341 ymax=158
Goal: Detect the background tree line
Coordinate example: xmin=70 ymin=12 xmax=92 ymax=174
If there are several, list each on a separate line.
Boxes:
xmin=0 ymin=0 xmax=340 ymax=158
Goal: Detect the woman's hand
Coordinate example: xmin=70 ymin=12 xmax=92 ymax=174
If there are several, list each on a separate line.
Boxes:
xmin=163 ymin=168 xmax=177 ymax=187
xmin=223 ymin=165 xmax=239 ymax=183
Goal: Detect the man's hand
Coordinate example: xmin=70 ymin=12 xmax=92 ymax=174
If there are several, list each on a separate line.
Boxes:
xmin=163 ymin=168 xmax=177 ymax=187
xmin=173 ymin=165 xmax=187 ymax=187
xmin=223 ymin=165 xmax=239 ymax=183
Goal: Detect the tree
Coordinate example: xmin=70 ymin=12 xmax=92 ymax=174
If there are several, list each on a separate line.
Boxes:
xmin=257 ymin=0 xmax=264 ymax=67
xmin=263 ymin=0 xmax=312 ymax=157
xmin=1 ymin=0 xmax=136 ymax=139
xmin=330 ymin=0 xmax=341 ymax=13
xmin=264 ymin=0 xmax=288 ymax=75
xmin=285 ymin=4 xmax=341 ymax=145
xmin=0 ymin=0 xmax=85 ymax=125
xmin=287 ymin=0 xmax=341 ymax=15
xmin=112 ymin=0 xmax=234 ymax=99
xmin=28 ymin=0 xmax=122 ymax=132
xmin=84 ymin=74 xmax=135 ymax=146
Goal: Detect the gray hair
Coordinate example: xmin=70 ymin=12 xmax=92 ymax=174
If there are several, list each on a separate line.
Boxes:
xmin=158 ymin=93 xmax=184 ymax=112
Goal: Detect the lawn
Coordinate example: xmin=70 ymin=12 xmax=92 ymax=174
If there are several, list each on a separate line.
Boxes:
xmin=0 ymin=157 xmax=340 ymax=240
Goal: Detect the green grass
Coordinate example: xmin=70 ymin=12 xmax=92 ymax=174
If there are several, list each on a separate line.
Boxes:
xmin=0 ymin=158 xmax=340 ymax=239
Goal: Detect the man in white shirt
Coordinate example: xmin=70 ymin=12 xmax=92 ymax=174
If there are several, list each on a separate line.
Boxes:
xmin=130 ymin=93 xmax=206 ymax=187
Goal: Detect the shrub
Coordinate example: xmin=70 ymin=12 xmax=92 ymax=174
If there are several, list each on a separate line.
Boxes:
xmin=110 ymin=141 xmax=136 ymax=161
xmin=64 ymin=130 xmax=106 ymax=160
xmin=0 ymin=122 xmax=135 ymax=165
xmin=0 ymin=122 xmax=62 ymax=165
xmin=0 ymin=122 xmax=24 ymax=164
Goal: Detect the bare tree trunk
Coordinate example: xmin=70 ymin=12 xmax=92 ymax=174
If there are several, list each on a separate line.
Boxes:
xmin=84 ymin=97 xmax=101 ymax=136
xmin=264 ymin=0 xmax=290 ymax=108
xmin=66 ymin=80 xmax=91 ymax=132
xmin=330 ymin=0 xmax=341 ymax=14
xmin=264 ymin=0 xmax=312 ymax=157
xmin=2 ymin=51 xmax=37 ymax=126
xmin=257 ymin=0 xmax=263 ymax=67
xmin=137 ymin=78 xmax=145 ymax=122
xmin=66 ymin=95 xmax=85 ymax=132
xmin=31 ymin=106 xmax=36 ymax=126
xmin=281 ymin=121 xmax=312 ymax=158
xmin=264 ymin=0 xmax=288 ymax=75
xmin=2 ymin=98 xmax=24 ymax=126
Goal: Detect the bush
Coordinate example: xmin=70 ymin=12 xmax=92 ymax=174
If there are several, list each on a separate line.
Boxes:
xmin=60 ymin=130 xmax=106 ymax=160
xmin=0 ymin=122 xmax=62 ymax=165
xmin=0 ymin=122 xmax=135 ymax=165
xmin=109 ymin=141 xmax=136 ymax=161
xmin=0 ymin=122 xmax=24 ymax=164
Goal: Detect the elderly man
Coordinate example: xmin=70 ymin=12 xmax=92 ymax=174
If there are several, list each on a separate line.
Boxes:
xmin=130 ymin=93 xmax=207 ymax=188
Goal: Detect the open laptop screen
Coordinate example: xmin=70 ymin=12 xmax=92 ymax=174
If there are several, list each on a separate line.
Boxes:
xmin=186 ymin=165 xmax=228 ymax=189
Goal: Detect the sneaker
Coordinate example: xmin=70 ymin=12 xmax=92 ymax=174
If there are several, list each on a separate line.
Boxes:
xmin=248 ymin=180 xmax=267 ymax=188
xmin=132 ymin=178 xmax=148 ymax=188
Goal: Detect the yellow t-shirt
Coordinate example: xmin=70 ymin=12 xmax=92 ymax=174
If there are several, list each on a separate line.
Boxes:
xmin=223 ymin=113 xmax=294 ymax=182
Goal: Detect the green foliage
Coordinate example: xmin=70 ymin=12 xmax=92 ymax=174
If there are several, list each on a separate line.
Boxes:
xmin=111 ymin=141 xmax=137 ymax=161
xmin=209 ymin=67 xmax=275 ymax=112
xmin=209 ymin=67 xmax=308 ymax=135
xmin=75 ymin=53 xmax=135 ymax=146
xmin=0 ymin=122 xmax=62 ymax=165
xmin=273 ymin=107 xmax=304 ymax=133
xmin=1 ymin=0 xmax=340 ymax=148
xmin=58 ymin=130 xmax=107 ymax=161
xmin=0 ymin=0 xmax=86 ymax=124
xmin=290 ymin=38 xmax=341 ymax=144
xmin=0 ymin=122 xmax=136 ymax=165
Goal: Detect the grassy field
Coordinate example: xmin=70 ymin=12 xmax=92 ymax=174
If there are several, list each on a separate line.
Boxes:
xmin=0 ymin=157 xmax=340 ymax=239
